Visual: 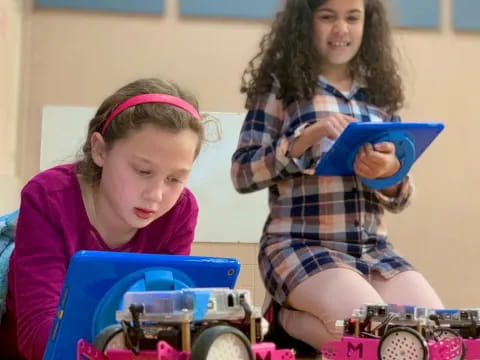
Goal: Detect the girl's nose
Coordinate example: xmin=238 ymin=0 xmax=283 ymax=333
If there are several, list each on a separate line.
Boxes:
xmin=143 ymin=182 xmax=164 ymax=203
xmin=333 ymin=21 xmax=348 ymax=34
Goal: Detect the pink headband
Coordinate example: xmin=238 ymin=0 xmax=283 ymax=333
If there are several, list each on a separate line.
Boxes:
xmin=101 ymin=93 xmax=201 ymax=134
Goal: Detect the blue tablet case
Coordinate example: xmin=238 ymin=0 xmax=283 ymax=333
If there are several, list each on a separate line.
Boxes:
xmin=315 ymin=122 xmax=444 ymax=188
xmin=43 ymin=250 xmax=240 ymax=360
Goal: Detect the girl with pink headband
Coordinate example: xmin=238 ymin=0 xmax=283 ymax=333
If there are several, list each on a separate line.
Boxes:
xmin=0 ymin=78 xmax=204 ymax=360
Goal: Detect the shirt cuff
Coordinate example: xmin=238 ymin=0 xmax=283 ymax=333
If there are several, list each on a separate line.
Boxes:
xmin=286 ymin=123 xmax=319 ymax=175
xmin=374 ymin=175 xmax=414 ymax=213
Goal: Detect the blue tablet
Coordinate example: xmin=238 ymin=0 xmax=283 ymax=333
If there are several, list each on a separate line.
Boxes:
xmin=314 ymin=122 xmax=444 ymax=188
xmin=43 ymin=250 xmax=240 ymax=360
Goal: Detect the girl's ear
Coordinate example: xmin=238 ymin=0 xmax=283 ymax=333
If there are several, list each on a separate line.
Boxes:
xmin=90 ymin=132 xmax=107 ymax=167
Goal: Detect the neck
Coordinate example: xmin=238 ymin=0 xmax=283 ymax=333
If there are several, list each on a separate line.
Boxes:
xmin=320 ymin=63 xmax=353 ymax=91
xmin=79 ymin=177 xmax=137 ymax=248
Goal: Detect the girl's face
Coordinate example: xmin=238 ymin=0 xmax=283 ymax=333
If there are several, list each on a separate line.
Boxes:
xmin=312 ymin=0 xmax=365 ymax=71
xmin=92 ymin=123 xmax=199 ymax=232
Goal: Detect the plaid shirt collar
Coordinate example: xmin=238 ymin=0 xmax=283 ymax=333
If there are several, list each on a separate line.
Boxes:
xmin=318 ymin=75 xmax=366 ymax=101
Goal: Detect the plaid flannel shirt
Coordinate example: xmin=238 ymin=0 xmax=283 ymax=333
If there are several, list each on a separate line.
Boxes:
xmin=231 ymin=77 xmax=413 ymax=255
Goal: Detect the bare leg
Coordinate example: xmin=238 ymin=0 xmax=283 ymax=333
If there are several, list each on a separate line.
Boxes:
xmin=279 ymin=268 xmax=384 ymax=349
xmin=371 ymin=270 xmax=444 ymax=308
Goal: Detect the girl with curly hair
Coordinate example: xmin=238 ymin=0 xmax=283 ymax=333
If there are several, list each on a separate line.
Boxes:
xmin=231 ymin=0 xmax=443 ymax=353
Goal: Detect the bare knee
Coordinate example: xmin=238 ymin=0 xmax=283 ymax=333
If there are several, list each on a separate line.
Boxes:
xmin=279 ymin=307 xmax=343 ymax=350
xmin=287 ymin=268 xmax=383 ymax=325
xmin=372 ymin=271 xmax=444 ymax=308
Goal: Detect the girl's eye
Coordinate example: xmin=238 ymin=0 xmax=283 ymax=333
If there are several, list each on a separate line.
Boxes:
xmin=167 ymin=176 xmax=183 ymax=184
xmin=347 ymin=16 xmax=360 ymax=22
xmin=135 ymin=167 xmax=152 ymax=176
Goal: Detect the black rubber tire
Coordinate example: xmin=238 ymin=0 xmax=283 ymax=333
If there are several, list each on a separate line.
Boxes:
xmin=378 ymin=326 xmax=428 ymax=360
xmin=93 ymin=324 xmax=124 ymax=352
xmin=190 ymin=325 xmax=254 ymax=360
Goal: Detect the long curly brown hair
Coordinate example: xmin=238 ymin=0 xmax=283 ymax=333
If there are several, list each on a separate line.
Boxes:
xmin=241 ymin=0 xmax=404 ymax=115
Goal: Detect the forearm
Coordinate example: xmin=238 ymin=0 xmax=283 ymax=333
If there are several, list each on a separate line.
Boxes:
xmin=17 ymin=313 xmax=53 ymax=360
xmin=231 ymin=136 xmax=301 ymax=193
xmin=13 ymin=186 xmax=67 ymax=360
xmin=289 ymin=124 xmax=326 ymax=158
xmin=14 ymin=254 xmax=64 ymax=360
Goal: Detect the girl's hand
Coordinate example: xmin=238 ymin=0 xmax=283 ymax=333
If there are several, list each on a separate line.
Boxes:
xmin=310 ymin=113 xmax=356 ymax=140
xmin=354 ymin=142 xmax=400 ymax=179
xmin=290 ymin=114 xmax=355 ymax=157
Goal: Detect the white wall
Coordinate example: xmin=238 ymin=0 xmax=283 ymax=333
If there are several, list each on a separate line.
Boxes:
xmin=40 ymin=107 xmax=269 ymax=243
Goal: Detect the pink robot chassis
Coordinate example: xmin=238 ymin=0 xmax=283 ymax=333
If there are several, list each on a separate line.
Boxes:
xmin=77 ymin=288 xmax=294 ymax=360
xmin=322 ymin=304 xmax=467 ymax=360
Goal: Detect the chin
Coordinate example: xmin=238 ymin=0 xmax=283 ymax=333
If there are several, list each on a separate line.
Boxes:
xmin=132 ymin=220 xmax=152 ymax=230
xmin=134 ymin=213 xmax=163 ymax=228
xmin=329 ymin=55 xmax=355 ymax=66
xmin=127 ymin=215 xmax=151 ymax=228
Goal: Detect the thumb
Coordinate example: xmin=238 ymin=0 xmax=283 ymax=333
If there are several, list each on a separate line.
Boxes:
xmin=374 ymin=142 xmax=394 ymax=153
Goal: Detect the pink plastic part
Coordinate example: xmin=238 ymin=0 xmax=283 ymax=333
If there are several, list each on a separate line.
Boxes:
xmin=322 ymin=337 xmax=379 ymax=360
xmin=464 ymin=338 xmax=480 ymax=360
xmin=156 ymin=341 xmax=190 ymax=360
xmin=106 ymin=341 xmax=189 ymax=360
xmin=77 ymin=340 xmax=293 ymax=360
xmin=251 ymin=342 xmax=295 ymax=359
xmin=321 ymin=339 xmax=346 ymax=360
xmin=322 ymin=335 xmax=463 ymax=360
xmin=77 ymin=339 xmax=109 ymax=360
xmin=77 ymin=340 xmax=190 ymax=360
xmin=428 ymin=337 xmax=464 ymax=360
xmin=106 ymin=349 xmax=158 ymax=359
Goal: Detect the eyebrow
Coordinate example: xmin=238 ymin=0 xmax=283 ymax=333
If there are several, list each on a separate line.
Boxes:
xmin=173 ymin=168 xmax=192 ymax=176
xmin=317 ymin=8 xmax=363 ymax=14
xmin=133 ymin=155 xmax=153 ymax=165
xmin=133 ymin=155 xmax=191 ymax=174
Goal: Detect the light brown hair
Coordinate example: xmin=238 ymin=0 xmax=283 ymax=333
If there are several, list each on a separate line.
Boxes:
xmin=77 ymin=78 xmax=203 ymax=184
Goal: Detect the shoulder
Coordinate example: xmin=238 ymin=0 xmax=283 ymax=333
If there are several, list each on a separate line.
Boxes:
xmin=175 ymin=187 xmax=198 ymax=215
xmin=21 ymin=163 xmax=80 ymax=205
xmin=247 ymin=74 xmax=282 ymax=107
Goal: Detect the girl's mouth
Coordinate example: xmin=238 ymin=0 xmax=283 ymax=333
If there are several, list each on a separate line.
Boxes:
xmin=134 ymin=207 xmax=155 ymax=219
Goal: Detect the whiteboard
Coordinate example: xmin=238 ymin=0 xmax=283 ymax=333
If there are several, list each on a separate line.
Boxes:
xmin=40 ymin=106 xmax=268 ymax=243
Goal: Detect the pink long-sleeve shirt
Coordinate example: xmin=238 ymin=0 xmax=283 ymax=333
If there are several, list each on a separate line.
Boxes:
xmin=0 ymin=164 xmax=198 ymax=359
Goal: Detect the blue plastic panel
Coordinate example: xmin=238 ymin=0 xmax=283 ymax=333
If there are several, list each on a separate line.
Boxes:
xmin=179 ymin=0 xmax=439 ymax=27
xmin=43 ymin=251 xmax=240 ymax=360
xmin=180 ymin=0 xmax=281 ymax=19
xmin=315 ymin=122 xmax=445 ymax=176
xmin=35 ymin=0 xmax=165 ymax=14
xmin=389 ymin=0 xmax=440 ymax=28
xmin=453 ymin=0 xmax=480 ymax=30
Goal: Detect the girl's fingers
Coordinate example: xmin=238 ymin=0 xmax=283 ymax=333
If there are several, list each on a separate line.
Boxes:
xmin=326 ymin=123 xmax=341 ymax=140
xmin=355 ymin=156 xmax=375 ymax=176
xmin=341 ymin=114 xmax=356 ymax=123
xmin=374 ymin=142 xmax=395 ymax=154
xmin=355 ymin=163 xmax=374 ymax=178
xmin=364 ymin=151 xmax=386 ymax=166
xmin=364 ymin=142 xmax=375 ymax=155
xmin=325 ymin=119 xmax=343 ymax=139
